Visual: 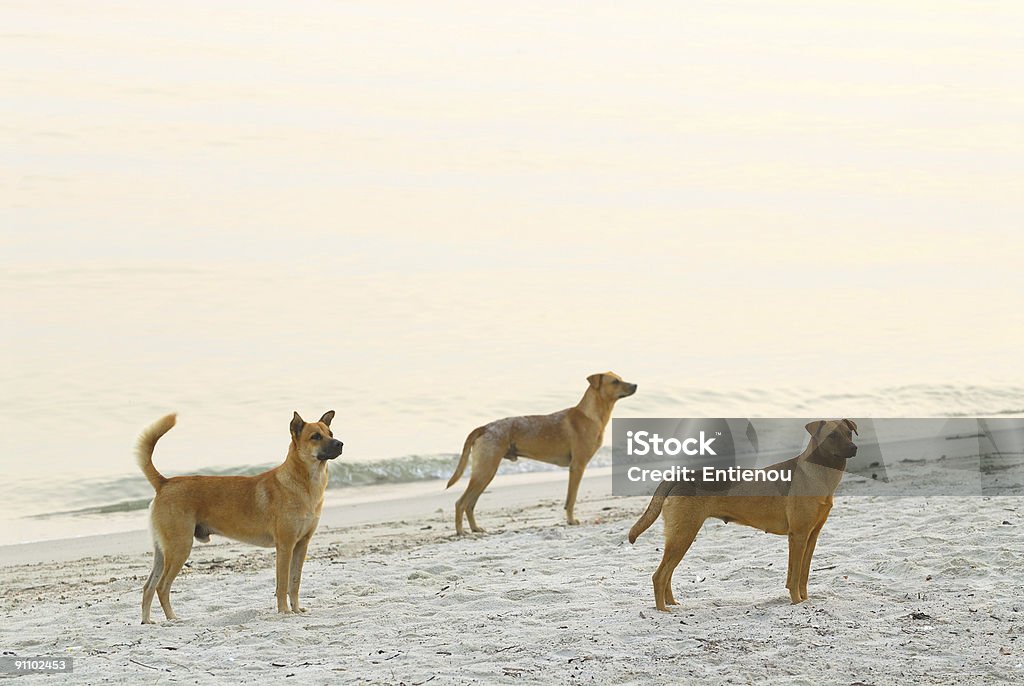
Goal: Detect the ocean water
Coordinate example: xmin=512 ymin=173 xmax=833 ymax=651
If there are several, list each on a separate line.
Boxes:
xmin=2 ymin=1 xmax=1022 ymax=544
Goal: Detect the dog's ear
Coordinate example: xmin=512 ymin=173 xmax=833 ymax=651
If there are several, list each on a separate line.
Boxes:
xmin=843 ymin=418 xmax=859 ymax=435
xmin=805 ymin=420 xmax=826 ymax=437
xmin=587 ymin=373 xmax=604 ymax=389
xmin=319 ymin=410 xmax=335 ymax=427
xmin=290 ymin=411 xmax=305 ymax=441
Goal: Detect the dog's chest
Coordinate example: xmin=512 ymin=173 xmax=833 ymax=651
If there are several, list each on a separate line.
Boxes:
xmin=309 ymin=463 xmax=331 ymax=494
xmin=295 ymin=494 xmax=326 ymax=532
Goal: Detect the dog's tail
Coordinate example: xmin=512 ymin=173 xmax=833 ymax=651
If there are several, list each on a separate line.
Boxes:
xmin=446 ymin=425 xmax=488 ymax=489
xmin=628 ymin=480 xmax=674 ymax=543
xmin=135 ymin=413 xmax=176 ymax=492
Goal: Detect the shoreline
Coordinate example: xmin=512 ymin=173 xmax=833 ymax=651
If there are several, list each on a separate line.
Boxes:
xmin=0 ymin=467 xmax=613 ymax=567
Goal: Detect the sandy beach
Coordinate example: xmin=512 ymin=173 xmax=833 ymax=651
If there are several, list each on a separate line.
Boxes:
xmin=2 ymin=470 xmax=1021 ymax=684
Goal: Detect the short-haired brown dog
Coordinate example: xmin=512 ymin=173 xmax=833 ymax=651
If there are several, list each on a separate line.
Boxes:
xmin=447 ymin=372 xmax=637 ymax=535
xmin=136 ymin=411 xmax=343 ymax=624
xmin=629 ymin=419 xmax=858 ymax=610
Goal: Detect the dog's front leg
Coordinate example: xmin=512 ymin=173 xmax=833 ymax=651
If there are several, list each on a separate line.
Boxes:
xmin=786 ymin=532 xmax=809 ymax=604
xmin=288 ymin=533 xmax=313 ymax=613
xmin=275 ymin=538 xmax=296 ymax=613
xmin=565 ymin=459 xmax=587 ymax=525
xmin=798 ymin=522 xmax=826 ymax=601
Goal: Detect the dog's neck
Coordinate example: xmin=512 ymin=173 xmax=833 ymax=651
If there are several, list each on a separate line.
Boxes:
xmin=799 ymin=441 xmax=848 ymax=473
xmin=284 ymin=444 xmax=330 ymax=490
xmin=577 ymin=387 xmax=614 ymax=426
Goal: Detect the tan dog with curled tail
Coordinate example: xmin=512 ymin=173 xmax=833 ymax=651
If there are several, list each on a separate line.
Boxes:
xmin=136 ymin=410 xmax=342 ymax=624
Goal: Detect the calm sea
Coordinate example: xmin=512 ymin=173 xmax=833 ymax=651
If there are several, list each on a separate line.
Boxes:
xmin=2 ymin=1 xmax=1021 ymax=544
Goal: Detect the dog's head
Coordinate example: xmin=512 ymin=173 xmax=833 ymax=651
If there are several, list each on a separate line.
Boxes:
xmin=587 ymin=372 xmax=638 ymax=401
xmin=804 ymin=419 xmax=858 ymax=459
xmin=290 ymin=410 xmax=344 ymax=463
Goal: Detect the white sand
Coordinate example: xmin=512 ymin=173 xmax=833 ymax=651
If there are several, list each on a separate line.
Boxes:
xmin=1 ymin=471 xmax=1022 ymax=684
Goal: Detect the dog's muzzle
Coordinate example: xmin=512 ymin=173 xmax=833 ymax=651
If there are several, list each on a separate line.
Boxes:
xmin=621 ymin=383 xmax=638 ymax=398
xmin=843 ymin=445 xmax=858 ymax=459
xmin=318 ymin=439 xmax=344 ymax=461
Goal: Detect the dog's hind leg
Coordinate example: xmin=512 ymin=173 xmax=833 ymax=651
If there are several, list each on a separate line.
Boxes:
xmin=154 ymin=536 xmax=193 ymax=620
xmin=456 ymin=444 xmax=502 ymax=535
xmin=464 ymin=481 xmax=488 ymax=533
xmin=653 ymin=508 xmax=702 ymax=611
xmin=454 ymin=482 xmax=470 ymax=536
xmin=798 ymin=521 xmax=826 ymax=601
xmin=141 ymin=545 xmax=164 ymax=624
xmin=454 ymin=499 xmax=467 ymax=536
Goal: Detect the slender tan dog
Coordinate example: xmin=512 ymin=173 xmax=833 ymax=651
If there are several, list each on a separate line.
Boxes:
xmin=136 ymin=410 xmax=343 ymax=624
xmin=629 ymin=419 xmax=858 ymax=610
xmin=447 ymin=372 xmax=637 ymax=535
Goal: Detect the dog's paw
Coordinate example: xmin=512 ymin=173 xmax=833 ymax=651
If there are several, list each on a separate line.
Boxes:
xmin=567 ymin=518 xmax=581 ymax=526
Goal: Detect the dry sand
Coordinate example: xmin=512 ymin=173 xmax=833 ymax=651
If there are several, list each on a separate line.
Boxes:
xmin=1 ymin=471 xmax=1022 ymax=684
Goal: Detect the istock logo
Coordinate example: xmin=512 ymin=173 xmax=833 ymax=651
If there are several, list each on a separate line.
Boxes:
xmin=614 ymin=417 xmax=1024 ymax=499
xmin=626 ymin=430 xmax=719 ymax=456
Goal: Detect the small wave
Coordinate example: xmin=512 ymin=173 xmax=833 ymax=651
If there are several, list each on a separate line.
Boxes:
xmin=26 ymin=450 xmax=576 ymax=520
xmin=32 ymin=498 xmax=155 ymax=519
